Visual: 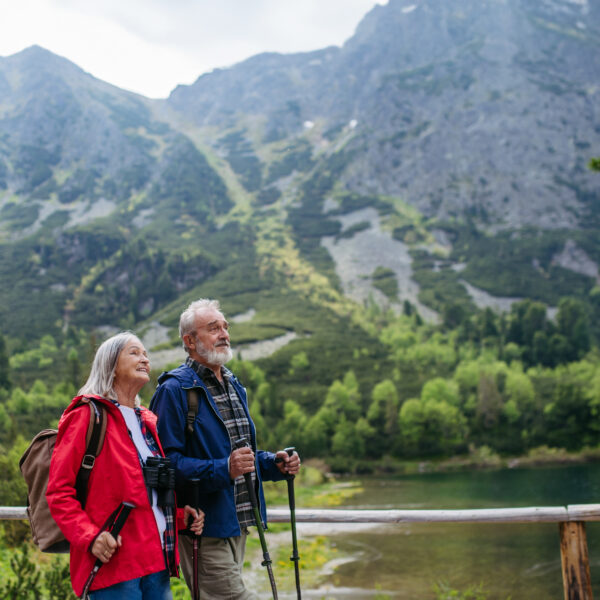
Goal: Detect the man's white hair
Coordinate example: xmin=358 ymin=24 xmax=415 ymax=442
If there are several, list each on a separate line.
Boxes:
xmin=179 ymin=298 xmax=224 ymax=354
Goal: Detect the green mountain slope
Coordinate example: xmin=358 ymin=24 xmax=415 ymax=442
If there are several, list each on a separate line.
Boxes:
xmin=0 ymin=0 xmax=599 ymax=450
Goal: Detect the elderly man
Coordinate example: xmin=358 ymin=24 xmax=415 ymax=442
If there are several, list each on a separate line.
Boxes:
xmin=150 ymin=298 xmax=301 ymax=599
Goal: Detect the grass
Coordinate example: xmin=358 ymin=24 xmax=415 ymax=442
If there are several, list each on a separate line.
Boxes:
xmin=262 ymin=464 xmax=363 ymax=507
xmin=433 ymin=582 xmax=497 ymax=600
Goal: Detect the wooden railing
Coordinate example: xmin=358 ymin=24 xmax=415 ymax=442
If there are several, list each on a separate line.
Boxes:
xmin=3 ymin=504 xmax=600 ymax=599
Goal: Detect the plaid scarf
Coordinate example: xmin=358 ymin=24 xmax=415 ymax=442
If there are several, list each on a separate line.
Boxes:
xmin=186 ymin=358 xmax=258 ymax=529
xmin=109 ymin=399 xmax=177 ymax=575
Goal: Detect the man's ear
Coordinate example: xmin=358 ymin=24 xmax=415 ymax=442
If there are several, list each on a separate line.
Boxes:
xmin=183 ymin=334 xmax=195 ymax=350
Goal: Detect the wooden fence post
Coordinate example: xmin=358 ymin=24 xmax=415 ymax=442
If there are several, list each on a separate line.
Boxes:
xmin=559 ymin=521 xmax=593 ymax=600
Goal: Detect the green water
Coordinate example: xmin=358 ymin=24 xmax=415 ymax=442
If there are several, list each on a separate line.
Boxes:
xmin=312 ymin=464 xmax=600 ymax=599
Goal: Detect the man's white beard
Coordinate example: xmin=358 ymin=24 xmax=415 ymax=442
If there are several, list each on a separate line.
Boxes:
xmin=198 ymin=343 xmax=233 ymax=366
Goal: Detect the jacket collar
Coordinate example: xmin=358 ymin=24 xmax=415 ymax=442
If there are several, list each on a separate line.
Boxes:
xmin=157 ymin=363 xmax=238 ymax=388
xmin=62 ymin=394 xmax=155 ymax=423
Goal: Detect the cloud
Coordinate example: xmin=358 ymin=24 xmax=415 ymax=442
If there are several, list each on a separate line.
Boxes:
xmin=0 ymin=0 xmax=384 ymax=98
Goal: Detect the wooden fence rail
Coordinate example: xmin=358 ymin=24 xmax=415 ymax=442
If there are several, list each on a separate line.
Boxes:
xmin=3 ymin=504 xmax=600 ymax=599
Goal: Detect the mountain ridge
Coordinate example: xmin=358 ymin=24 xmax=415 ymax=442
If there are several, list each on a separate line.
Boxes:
xmin=165 ymin=0 xmax=599 ymax=231
xmin=0 ymin=0 xmax=599 ymax=347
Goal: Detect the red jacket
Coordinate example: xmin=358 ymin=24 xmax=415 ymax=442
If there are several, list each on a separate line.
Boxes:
xmin=47 ymin=395 xmax=180 ymax=596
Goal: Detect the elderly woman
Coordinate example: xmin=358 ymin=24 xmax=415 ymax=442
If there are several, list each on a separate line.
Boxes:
xmin=47 ymin=332 xmax=204 ymax=599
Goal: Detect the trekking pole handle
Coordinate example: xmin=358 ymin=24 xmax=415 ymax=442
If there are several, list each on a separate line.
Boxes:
xmin=234 ymin=437 xmax=259 ymax=503
xmin=93 ymin=502 xmax=135 ymax=569
xmin=109 ymin=501 xmax=135 ymax=539
xmin=189 ymin=478 xmax=201 ymax=533
xmin=233 ymin=436 xmax=256 ymax=479
xmin=234 ymin=437 xmax=249 ymax=450
xmin=285 ymin=447 xmax=297 ymax=482
xmin=274 ymin=446 xmax=296 ymax=463
xmin=80 ymin=502 xmax=135 ymax=599
xmin=285 ymin=448 xmax=297 ymax=511
xmin=233 ymin=437 xmax=254 ymax=486
xmin=190 ymin=478 xmax=201 ymax=510
xmin=275 ymin=447 xmax=297 ymax=482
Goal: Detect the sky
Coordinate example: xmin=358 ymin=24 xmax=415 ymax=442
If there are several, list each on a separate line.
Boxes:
xmin=0 ymin=0 xmax=384 ymax=99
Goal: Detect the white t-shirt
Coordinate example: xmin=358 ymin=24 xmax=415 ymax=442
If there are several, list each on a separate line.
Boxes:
xmin=118 ymin=405 xmax=167 ymax=547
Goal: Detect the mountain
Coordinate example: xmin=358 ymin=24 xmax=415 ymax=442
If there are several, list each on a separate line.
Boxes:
xmin=168 ymin=0 xmax=600 ymax=229
xmin=163 ymin=0 xmax=600 ymax=317
xmin=1 ymin=0 xmax=600 ymax=404
xmin=0 ymin=45 xmax=232 ymax=337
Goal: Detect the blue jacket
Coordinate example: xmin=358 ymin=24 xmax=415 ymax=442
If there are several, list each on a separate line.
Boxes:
xmin=150 ymin=364 xmax=284 ymax=538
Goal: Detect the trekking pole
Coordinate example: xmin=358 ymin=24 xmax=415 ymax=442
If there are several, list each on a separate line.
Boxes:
xmin=234 ymin=437 xmax=278 ymax=600
xmin=80 ymin=501 xmax=135 ymax=599
xmin=284 ymin=447 xmax=301 ymax=599
xmin=190 ymin=478 xmax=201 ymax=600
xmin=275 ymin=447 xmax=301 ymax=599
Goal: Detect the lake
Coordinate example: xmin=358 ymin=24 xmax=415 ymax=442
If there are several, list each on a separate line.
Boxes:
xmin=257 ymin=463 xmax=600 ymax=599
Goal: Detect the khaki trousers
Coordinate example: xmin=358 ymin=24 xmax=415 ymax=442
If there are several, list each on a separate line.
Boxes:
xmin=178 ymin=533 xmax=257 ymax=600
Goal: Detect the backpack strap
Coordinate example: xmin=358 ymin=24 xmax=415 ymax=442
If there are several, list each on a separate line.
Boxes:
xmin=186 ymin=389 xmax=199 ymax=439
xmin=84 ymin=398 xmax=108 ymax=455
xmin=75 ymin=398 xmax=107 ymax=508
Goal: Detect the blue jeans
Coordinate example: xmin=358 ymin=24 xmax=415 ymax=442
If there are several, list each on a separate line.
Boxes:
xmin=89 ymin=569 xmax=172 ymax=600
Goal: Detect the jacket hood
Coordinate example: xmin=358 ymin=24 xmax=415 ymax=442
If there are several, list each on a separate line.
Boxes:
xmin=59 ymin=394 xmax=157 ymax=427
xmin=59 ymin=395 xmax=108 ymax=425
xmin=157 ymin=364 xmax=196 ymax=387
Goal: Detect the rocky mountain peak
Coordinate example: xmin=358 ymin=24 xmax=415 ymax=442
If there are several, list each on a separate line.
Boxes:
xmin=0 ymin=0 xmax=599 ymax=339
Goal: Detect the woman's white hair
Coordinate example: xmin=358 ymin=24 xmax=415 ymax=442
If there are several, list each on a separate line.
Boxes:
xmin=179 ymin=298 xmax=223 ymax=353
xmin=79 ymin=331 xmax=142 ymax=406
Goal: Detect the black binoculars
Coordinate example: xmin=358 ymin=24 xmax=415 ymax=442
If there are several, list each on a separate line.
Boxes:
xmin=143 ymin=456 xmax=176 ymax=508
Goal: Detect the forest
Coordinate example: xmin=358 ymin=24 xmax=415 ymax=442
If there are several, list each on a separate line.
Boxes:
xmin=1 ymin=289 xmax=599 ymax=477
xmin=3 ymin=283 xmax=600 ymax=597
